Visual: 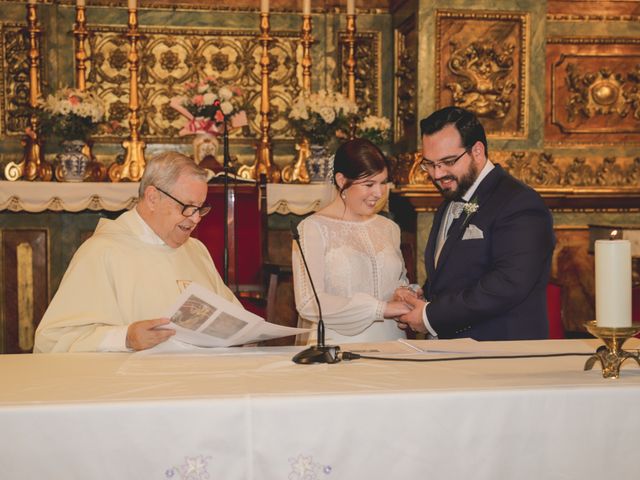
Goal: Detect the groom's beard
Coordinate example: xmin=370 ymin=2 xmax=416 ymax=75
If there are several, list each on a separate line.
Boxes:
xmin=432 ymin=162 xmax=479 ymax=201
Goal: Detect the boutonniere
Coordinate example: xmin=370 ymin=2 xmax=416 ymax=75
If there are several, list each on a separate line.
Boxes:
xmin=462 ymin=197 xmax=479 ymax=225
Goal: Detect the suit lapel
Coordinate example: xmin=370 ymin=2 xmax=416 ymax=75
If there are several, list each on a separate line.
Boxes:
xmin=433 ymin=165 xmax=507 ymax=274
xmin=426 ymin=202 xmax=447 ymax=279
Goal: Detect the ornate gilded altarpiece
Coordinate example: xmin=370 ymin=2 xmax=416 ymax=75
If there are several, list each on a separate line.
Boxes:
xmin=0 ymin=23 xmax=41 ymax=137
xmin=546 ymin=37 xmax=640 ymax=145
xmin=86 ymin=25 xmax=300 ymax=142
xmin=337 ymin=31 xmax=381 ymax=116
xmin=435 ymin=11 xmax=528 ymax=139
xmin=393 ymin=14 xmax=417 ymax=145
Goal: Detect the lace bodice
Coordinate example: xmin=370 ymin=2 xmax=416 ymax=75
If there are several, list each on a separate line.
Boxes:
xmin=292 ymin=214 xmax=408 ymax=344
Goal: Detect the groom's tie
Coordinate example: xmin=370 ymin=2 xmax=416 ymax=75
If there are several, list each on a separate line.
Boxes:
xmin=434 ymin=201 xmax=466 ymax=267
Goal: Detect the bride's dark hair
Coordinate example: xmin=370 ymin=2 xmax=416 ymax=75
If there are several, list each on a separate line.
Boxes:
xmin=333 ymin=138 xmax=388 ymax=195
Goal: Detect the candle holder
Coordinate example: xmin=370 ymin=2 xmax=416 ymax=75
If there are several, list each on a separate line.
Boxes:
xmin=583 ymin=320 xmax=640 ymax=379
xmin=345 ymin=13 xmax=357 ymax=139
xmin=4 ymin=2 xmax=52 ymax=182
xmin=108 ymin=5 xmax=145 ymax=182
xmin=237 ymin=12 xmax=280 ymax=182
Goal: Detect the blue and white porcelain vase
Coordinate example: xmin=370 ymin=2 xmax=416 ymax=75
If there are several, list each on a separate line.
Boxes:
xmin=305 ymin=144 xmax=334 ymax=183
xmin=57 ymin=140 xmax=89 ymax=182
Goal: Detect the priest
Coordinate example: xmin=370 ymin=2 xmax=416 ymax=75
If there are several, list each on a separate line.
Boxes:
xmin=34 ymin=151 xmax=240 ymax=352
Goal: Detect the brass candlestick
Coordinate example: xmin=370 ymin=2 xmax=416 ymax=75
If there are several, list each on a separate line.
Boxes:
xmin=584 ymin=320 xmax=640 ymax=379
xmin=345 ymin=13 xmax=357 ymax=139
xmin=74 ymin=5 xmax=88 ymax=92
xmin=301 ymin=13 xmax=313 ymax=93
xmin=54 ymin=3 xmax=105 ymax=182
xmin=4 ymin=2 xmax=52 ymax=182
xmin=239 ymin=12 xmax=280 ymax=183
xmin=345 ymin=14 xmax=356 ymax=103
xmin=108 ymin=6 xmax=145 ymax=182
xmin=282 ymin=13 xmax=313 ymax=184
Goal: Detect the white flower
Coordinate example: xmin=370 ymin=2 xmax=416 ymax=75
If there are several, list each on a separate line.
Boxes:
xmin=318 ymin=106 xmax=336 ymax=124
xmin=218 ymin=86 xmax=233 ymax=100
xmin=220 ymin=101 xmax=233 ymax=115
xmin=202 ymin=92 xmax=217 ymax=105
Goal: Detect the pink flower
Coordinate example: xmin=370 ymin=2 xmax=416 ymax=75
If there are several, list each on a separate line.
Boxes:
xmin=192 ymin=95 xmax=205 ymax=106
xmin=214 ymin=110 xmax=225 ymax=123
xmin=68 ymin=95 xmax=81 ymax=106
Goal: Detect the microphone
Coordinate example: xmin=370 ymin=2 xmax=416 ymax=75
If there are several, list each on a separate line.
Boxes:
xmin=290 ymin=221 xmax=340 ymax=364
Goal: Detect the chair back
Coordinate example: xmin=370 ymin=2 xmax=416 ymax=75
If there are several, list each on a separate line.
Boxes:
xmin=546 ymin=282 xmax=565 ymax=339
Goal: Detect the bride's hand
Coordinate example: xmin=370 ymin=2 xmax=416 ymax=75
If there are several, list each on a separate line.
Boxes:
xmin=383 ymin=301 xmax=412 ymax=319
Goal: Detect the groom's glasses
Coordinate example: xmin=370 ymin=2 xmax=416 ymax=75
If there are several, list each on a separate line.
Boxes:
xmin=155 ymin=186 xmax=212 ymax=218
xmin=420 ymin=150 xmax=469 ymax=172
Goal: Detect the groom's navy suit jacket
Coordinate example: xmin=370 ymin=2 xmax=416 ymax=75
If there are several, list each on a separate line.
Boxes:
xmin=423 ymin=165 xmax=555 ymax=340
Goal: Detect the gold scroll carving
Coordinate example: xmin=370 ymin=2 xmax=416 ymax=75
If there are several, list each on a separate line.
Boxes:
xmin=436 ymin=11 xmax=527 ymax=138
xmin=546 ymin=38 xmax=640 ymax=144
xmin=390 ymin=150 xmax=640 ymax=189
xmin=86 ymin=26 xmax=300 ymax=142
xmin=394 ymin=15 xmax=417 ymax=145
xmin=338 ymin=31 xmax=380 ymax=116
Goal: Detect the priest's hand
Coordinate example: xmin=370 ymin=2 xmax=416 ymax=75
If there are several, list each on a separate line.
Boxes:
xmin=396 ymin=295 xmax=428 ymax=333
xmin=126 ymin=318 xmax=176 ymax=351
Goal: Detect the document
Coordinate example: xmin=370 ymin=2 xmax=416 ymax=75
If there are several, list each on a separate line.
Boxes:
xmin=162 ymin=283 xmax=310 ymax=347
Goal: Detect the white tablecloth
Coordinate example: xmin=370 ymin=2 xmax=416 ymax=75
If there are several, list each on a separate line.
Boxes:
xmin=1 ymin=338 xmax=638 ymax=479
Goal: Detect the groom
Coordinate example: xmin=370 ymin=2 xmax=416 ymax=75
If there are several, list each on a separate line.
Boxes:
xmin=397 ymin=107 xmax=555 ymax=340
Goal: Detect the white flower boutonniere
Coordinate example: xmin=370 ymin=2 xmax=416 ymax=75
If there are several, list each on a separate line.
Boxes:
xmin=462 ymin=198 xmax=479 ymax=224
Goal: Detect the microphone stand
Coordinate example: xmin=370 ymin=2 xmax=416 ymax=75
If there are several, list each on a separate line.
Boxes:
xmin=222 ymin=118 xmax=231 ymax=286
xmin=290 ymin=222 xmax=340 ymax=364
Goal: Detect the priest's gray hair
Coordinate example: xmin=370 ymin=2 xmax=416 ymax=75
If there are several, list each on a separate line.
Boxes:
xmin=138 ymin=151 xmax=208 ymax=198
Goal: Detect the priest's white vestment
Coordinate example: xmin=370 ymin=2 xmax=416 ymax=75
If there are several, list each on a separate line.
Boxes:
xmin=34 ymin=209 xmax=239 ymax=353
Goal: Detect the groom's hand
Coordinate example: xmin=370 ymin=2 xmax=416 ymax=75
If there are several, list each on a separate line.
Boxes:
xmin=397 ymin=295 xmax=428 ymax=333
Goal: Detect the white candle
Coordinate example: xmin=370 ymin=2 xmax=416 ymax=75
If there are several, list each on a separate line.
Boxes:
xmin=128 ymin=0 xmax=136 ymax=9
xmin=303 ymin=0 xmax=311 ymax=15
xmin=77 ymin=0 xmax=85 ymax=6
xmin=347 ymin=0 xmax=355 ymax=15
xmin=261 ymin=0 xmax=269 ymax=13
xmin=595 ymin=239 xmax=632 ymax=328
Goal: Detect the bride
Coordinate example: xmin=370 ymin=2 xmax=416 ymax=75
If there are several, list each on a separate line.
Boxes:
xmin=292 ymin=138 xmax=411 ymax=344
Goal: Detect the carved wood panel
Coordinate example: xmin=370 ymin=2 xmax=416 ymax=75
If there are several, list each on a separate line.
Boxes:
xmin=394 ymin=14 xmax=417 ymax=145
xmin=546 ymin=38 xmax=640 ymax=145
xmin=436 ymin=10 xmax=528 ymax=138
xmin=338 ymin=31 xmax=381 ymax=116
xmin=1 ymin=229 xmax=48 ymax=354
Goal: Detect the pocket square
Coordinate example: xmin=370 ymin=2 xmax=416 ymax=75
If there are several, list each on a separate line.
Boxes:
xmin=462 ymin=224 xmax=484 ymax=240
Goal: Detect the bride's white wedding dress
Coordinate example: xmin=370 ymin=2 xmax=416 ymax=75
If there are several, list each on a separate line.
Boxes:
xmin=292 ymin=214 xmax=408 ymax=345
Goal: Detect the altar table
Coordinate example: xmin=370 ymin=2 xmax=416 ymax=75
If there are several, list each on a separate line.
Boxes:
xmin=0 ymin=338 xmax=638 ymax=479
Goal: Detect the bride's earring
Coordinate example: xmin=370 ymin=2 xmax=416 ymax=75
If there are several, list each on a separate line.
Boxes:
xmin=341 ymin=191 xmax=346 ymax=199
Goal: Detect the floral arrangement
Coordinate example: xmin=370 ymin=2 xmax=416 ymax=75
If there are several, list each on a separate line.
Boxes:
xmin=38 ymin=87 xmax=106 ymax=141
xmin=356 ymin=115 xmax=392 ymax=145
xmin=170 ymin=77 xmax=248 ymax=136
xmin=288 ymin=90 xmax=358 ymax=145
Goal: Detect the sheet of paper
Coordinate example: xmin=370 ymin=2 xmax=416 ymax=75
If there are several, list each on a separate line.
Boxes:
xmin=162 ymin=283 xmax=310 ymax=347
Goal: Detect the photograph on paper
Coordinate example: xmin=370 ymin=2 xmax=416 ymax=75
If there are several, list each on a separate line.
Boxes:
xmin=164 ymin=283 xmax=309 ymax=347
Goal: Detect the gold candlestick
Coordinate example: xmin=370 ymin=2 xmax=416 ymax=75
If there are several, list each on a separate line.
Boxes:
xmin=282 ymin=13 xmax=313 ymax=184
xmin=345 ymin=13 xmax=357 ymax=139
xmin=4 ymin=2 xmax=52 ymax=182
xmin=345 ymin=13 xmax=356 ymax=103
xmin=108 ymin=5 xmax=145 ymax=182
xmin=74 ymin=5 xmax=88 ymax=92
xmin=239 ymin=12 xmax=280 ymax=183
xmin=301 ymin=14 xmax=313 ymax=93
xmin=584 ymin=321 xmax=640 ymax=379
